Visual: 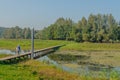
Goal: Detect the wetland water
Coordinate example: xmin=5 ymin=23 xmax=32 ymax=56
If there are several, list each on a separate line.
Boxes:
xmin=0 ymin=49 xmax=15 ymax=54
xmin=0 ymin=49 xmax=29 ymax=54
xmin=1 ymin=49 xmax=120 ymax=78
xmin=38 ymin=51 xmax=120 ymax=78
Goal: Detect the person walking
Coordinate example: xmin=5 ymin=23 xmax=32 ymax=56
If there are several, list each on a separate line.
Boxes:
xmin=16 ymin=45 xmax=21 ymax=55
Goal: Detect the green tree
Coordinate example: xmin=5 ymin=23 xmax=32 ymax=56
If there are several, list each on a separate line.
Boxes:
xmin=14 ymin=26 xmax=22 ymax=39
xmin=22 ymin=28 xmax=31 ymax=39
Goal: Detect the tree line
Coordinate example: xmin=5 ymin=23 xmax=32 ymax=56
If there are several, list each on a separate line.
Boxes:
xmin=2 ymin=26 xmax=31 ymax=39
xmin=38 ymin=14 xmax=120 ymax=43
xmin=0 ymin=27 xmax=6 ymax=38
xmin=1 ymin=14 xmax=120 ymax=43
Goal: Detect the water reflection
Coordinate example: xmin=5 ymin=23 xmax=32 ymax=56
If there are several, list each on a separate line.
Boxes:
xmin=37 ymin=56 xmax=77 ymax=73
xmin=0 ymin=49 xmax=28 ymax=54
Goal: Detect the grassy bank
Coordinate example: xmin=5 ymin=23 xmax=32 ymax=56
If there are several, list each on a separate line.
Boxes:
xmin=0 ymin=39 xmax=120 ymax=51
xmin=0 ymin=60 xmax=80 ymax=80
xmin=0 ymin=58 xmax=119 ymax=80
xmin=0 ymin=39 xmax=69 ymax=50
xmin=60 ymin=42 xmax=120 ymax=51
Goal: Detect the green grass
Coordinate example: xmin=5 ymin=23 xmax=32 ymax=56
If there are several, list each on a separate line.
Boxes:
xmin=0 ymin=54 xmax=13 ymax=58
xmin=1 ymin=60 xmax=116 ymax=80
xmin=0 ymin=60 xmax=80 ymax=80
xmin=0 ymin=39 xmax=120 ymax=51
xmin=0 ymin=39 xmax=69 ymax=50
xmin=60 ymin=42 xmax=120 ymax=51
xmin=0 ymin=64 xmax=38 ymax=80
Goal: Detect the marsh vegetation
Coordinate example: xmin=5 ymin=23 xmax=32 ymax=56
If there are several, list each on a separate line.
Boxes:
xmin=48 ymin=51 xmax=120 ymax=79
xmin=0 ymin=40 xmax=120 ymax=80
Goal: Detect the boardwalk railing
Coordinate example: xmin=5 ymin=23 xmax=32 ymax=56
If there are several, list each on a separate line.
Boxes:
xmin=0 ymin=45 xmax=62 ymax=64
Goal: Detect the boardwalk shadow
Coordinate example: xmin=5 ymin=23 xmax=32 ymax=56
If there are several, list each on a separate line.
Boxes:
xmin=0 ymin=57 xmax=30 ymax=64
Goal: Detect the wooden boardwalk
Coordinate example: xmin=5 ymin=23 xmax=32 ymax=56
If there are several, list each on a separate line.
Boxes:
xmin=0 ymin=45 xmax=62 ymax=63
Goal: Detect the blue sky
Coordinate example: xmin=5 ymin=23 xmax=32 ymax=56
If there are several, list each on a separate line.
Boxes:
xmin=0 ymin=0 xmax=120 ymax=29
